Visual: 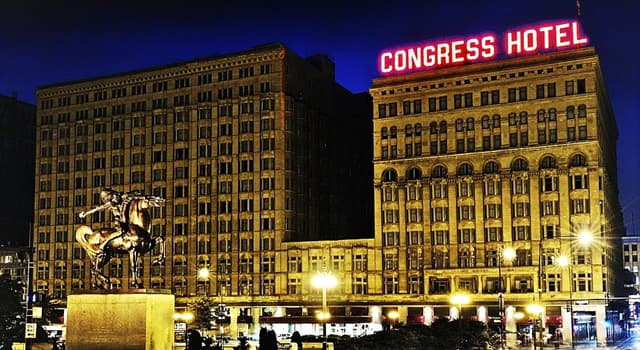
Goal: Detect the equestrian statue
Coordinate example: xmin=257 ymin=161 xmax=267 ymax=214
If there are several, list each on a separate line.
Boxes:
xmin=75 ymin=188 xmax=166 ymax=289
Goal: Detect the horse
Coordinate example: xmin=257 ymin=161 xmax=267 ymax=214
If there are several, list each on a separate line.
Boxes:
xmin=75 ymin=197 xmax=165 ymax=289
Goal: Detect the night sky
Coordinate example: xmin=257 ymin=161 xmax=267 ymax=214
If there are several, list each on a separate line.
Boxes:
xmin=1 ymin=0 xmax=639 ymax=234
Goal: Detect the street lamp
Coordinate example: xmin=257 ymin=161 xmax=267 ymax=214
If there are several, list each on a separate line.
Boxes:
xmin=312 ymin=269 xmax=337 ymax=350
xmin=557 ymin=254 xmax=574 ymax=348
xmin=387 ymin=310 xmax=400 ymax=330
xmin=450 ymin=293 xmax=470 ymax=320
xmin=556 ymin=229 xmax=594 ymax=349
xmin=527 ymin=304 xmax=544 ymax=350
xmin=498 ymin=247 xmax=516 ymax=348
xmin=198 ymin=267 xmax=210 ymax=296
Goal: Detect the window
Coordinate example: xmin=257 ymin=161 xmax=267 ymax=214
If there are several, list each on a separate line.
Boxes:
xmin=353 ymin=277 xmax=368 ymax=295
xmin=383 ymin=250 xmax=399 ymax=271
xmin=458 ymin=229 xmax=475 ymax=243
xmin=485 ymin=227 xmax=502 ymax=242
xmin=383 ymin=231 xmax=399 ymax=246
xmin=512 ymin=226 xmax=531 ymax=241
xmin=576 ymin=79 xmax=586 ymax=94
xmin=566 ymin=80 xmax=575 ymax=95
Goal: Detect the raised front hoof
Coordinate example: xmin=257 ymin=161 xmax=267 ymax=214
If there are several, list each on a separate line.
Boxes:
xmin=152 ymin=256 xmax=165 ymax=265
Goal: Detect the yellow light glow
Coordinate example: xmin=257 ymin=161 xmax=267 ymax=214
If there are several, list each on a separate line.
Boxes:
xmin=450 ymin=293 xmax=470 ymax=305
xmin=316 ymin=311 xmax=331 ymax=321
xmin=312 ymin=272 xmax=337 ymax=289
xmin=526 ymin=304 xmax=543 ymax=316
xmin=173 ymin=312 xmax=194 ymax=321
xmin=387 ymin=310 xmax=400 ymax=320
xmin=503 ymin=247 xmax=517 ymax=261
xmin=557 ymin=255 xmax=570 ymax=267
xmin=198 ymin=267 xmax=210 ymax=279
xmin=514 ymin=311 xmax=525 ymax=320
xmin=577 ymin=230 xmax=593 ymax=246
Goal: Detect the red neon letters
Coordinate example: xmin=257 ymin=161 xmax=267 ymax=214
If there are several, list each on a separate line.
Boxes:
xmin=379 ymin=20 xmax=588 ymax=74
xmin=506 ymin=21 xmax=588 ymax=54
xmin=379 ymin=35 xmax=495 ymax=74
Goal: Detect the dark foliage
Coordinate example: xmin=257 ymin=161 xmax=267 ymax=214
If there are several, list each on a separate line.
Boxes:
xmin=333 ymin=319 xmax=495 ymax=350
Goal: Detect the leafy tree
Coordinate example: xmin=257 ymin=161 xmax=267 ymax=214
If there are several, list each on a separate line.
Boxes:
xmin=188 ymin=297 xmax=214 ymax=333
xmin=0 ymin=270 xmax=26 ymax=348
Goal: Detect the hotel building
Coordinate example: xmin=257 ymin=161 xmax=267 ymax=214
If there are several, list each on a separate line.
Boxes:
xmin=371 ymin=46 xmax=624 ymax=345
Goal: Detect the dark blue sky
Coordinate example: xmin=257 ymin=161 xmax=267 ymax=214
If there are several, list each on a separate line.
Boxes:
xmin=2 ymin=0 xmax=639 ymax=233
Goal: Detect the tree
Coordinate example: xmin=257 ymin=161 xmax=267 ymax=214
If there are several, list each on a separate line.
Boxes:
xmin=188 ymin=297 xmax=214 ymax=333
xmin=0 ymin=271 xmax=26 ymax=348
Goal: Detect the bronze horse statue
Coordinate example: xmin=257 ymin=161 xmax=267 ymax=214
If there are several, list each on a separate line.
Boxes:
xmin=75 ymin=190 xmax=165 ymax=289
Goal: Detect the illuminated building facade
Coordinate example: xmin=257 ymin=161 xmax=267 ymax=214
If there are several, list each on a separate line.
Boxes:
xmin=31 ymin=24 xmax=625 ymax=347
xmin=32 ymin=43 xmax=373 ymax=336
xmin=371 ymin=45 xmax=623 ymax=345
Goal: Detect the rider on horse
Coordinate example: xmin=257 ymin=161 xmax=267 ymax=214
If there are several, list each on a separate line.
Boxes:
xmin=79 ymin=188 xmax=141 ymax=259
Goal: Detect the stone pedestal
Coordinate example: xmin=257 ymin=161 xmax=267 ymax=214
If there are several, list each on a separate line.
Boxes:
xmin=66 ymin=289 xmax=174 ymax=350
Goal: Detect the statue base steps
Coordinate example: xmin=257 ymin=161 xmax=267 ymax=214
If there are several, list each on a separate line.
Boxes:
xmin=66 ymin=289 xmax=174 ymax=350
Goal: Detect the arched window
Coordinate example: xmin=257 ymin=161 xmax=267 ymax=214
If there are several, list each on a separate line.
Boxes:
xmin=492 ymin=114 xmax=501 ymax=128
xmin=570 ymin=154 xmax=587 ymax=167
xmin=439 ymin=121 xmax=447 ymax=133
xmin=578 ymin=104 xmax=587 ymax=118
xmin=430 ymin=122 xmax=438 ymax=134
xmin=414 ymin=123 xmax=422 ymax=136
xmin=457 ymin=163 xmax=473 ymax=176
xmin=519 ymin=111 xmax=528 ymax=124
xmin=511 ymin=158 xmax=529 ymax=171
xmin=382 ymin=169 xmax=398 ymax=182
xmin=466 ymin=118 xmax=474 ymax=131
xmin=508 ymin=112 xmax=517 ymax=126
xmin=540 ymin=156 xmax=557 ymax=169
xmin=537 ymin=109 xmax=546 ymax=122
xmin=407 ymin=167 xmax=422 ymax=181
xmin=405 ymin=124 xmax=413 ymax=137
xmin=432 ymin=165 xmax=447 ymax=178
xmin=455 ymin=119 xmax=464 ymax=132
xmin=548 ymin=108 xmax=557 ymax=121
xmin=381 ymin=127 xmax=388 ymax=139
xmin=390 ymin=126 xmax=397 ymax=138
xmin=482 ymin=115 xmax=490 ymax=129
xmin=567 ymin=106 xmax=575 ymax=119
xmin=484 ymin=161 xmax=499 ymax=174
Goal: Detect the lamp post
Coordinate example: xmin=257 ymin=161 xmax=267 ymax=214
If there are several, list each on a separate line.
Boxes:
xmin=450 ymin=293 xmax=470 ymax=320
xmin=387 ymin=310 xmax=400 ymax=331
xmin=312 ymin=268 xmax=337 ymax=350
xmin=557 ymin=254 xmax=574 ymax=349
xmin=527 ymin=304 xmax=544 ymax=350
xmin=498 ymin=247 xmax=516 ymax=349
xmin=556 ymin=228 xmax=594 ymax=349
xmin=198 ymin=267 xmax=210 ymax=296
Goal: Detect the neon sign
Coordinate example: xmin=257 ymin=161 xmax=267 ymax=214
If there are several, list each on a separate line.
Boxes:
xmin=379 ymin=20 xmax=588 ymax=74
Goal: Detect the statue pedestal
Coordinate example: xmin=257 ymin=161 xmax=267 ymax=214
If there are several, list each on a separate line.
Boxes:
xmin=66 ymin=289 xmax=174 ymax=350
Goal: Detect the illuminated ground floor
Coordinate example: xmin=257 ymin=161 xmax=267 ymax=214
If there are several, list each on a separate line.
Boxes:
xmin=170 ymin=295 xmax=617 ymax=347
